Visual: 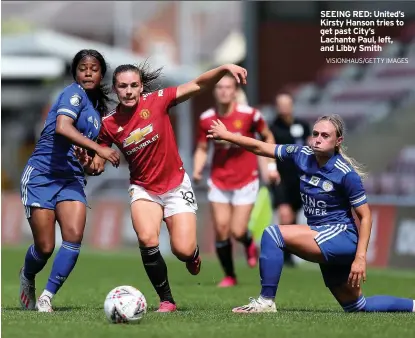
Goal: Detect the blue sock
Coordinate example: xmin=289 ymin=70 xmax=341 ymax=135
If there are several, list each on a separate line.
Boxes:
xmin=45 ymin=241 xmax=81 ymax=295
xmin=342 ymin=295 xmax=415 ymax=312
xmin=260 ymin=224 xmax=285 ymax=300
xmin=23 ymin=244 xmax=51 ymax=280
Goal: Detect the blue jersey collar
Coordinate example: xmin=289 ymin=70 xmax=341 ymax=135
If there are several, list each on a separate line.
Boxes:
xmin=313 ymin=152 xmax=339 ymax=173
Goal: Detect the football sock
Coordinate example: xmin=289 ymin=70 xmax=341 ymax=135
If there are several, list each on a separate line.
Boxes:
xmin=45 ymin=241 xmax=81 ymax=297
xmin=342 ymin=295 xmax=415 ymax=312
xmin=23 ymin=244 xmax=52 ymax=280
xmin=235 ymin=230 xmax=253 ymax=248
xmin=140 ymin=246 xmax=175 ymax=304
xmin=282 ymin=217 xmax=296 ymax=266
xmin=215 ymin=239 xmax=236 ymax=278
xmin=260 ymin=224 xmax=285 ymax=300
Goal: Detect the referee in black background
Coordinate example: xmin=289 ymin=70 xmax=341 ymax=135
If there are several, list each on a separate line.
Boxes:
xmin=268 ymin=92 xmax=311 ymax=267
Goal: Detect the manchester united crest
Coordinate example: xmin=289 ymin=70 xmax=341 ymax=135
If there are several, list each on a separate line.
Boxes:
xmin=140 ymin=109 xmax=151 ymax=119
xmin=233 ymin=119 xmax=243 ymax=129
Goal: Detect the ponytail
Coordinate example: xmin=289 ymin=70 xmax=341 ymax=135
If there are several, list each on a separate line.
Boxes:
xmin=338 ymin=145 xmax=368 ymax=180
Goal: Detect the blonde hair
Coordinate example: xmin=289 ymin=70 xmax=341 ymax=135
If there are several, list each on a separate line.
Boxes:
xmin=315 ymin=114 xmax=368 ymax=180
xmin=235 ymin=88 xmax=248 ymax=105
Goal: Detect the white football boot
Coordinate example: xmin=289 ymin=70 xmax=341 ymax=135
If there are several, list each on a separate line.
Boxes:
xmin=36 ymin=295 xmax=53 ymax=312
xmin=232 ymin=297 xmax=277 ymax=313
xmin=19 ymin=267 xmax=36 ymax=310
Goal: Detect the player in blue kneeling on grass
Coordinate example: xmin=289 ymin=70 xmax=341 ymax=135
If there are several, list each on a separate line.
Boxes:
xmin=207 ymin=114 xmax=415 ymax=313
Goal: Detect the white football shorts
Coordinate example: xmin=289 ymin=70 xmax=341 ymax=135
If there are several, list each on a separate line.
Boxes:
xmin=128 ymin=172 xmax=198 ymax=219
xmin=207 ymin=178 xmax=259 ymax=205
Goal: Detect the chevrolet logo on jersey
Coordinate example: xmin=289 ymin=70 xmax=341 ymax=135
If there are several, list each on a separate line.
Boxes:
xmin=123 ymin=124 xmax=153 ymax=148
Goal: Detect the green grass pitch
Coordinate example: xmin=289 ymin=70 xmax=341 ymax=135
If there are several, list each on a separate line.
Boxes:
xmin=2 ymin=246 xmax=414 ymax=338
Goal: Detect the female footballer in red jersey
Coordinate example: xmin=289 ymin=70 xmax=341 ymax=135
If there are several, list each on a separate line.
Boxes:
xmin=193 ymin=74 xmax=277 ymax=287
xmin=92 ymin=62 xmax=247 ymax=312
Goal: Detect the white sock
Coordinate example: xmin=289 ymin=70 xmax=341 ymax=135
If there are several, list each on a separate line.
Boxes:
xmin=412 ymin=300 xmax=415 ymax=312
xmin=40 ymin=290 xmax=54 ymax=300
xmin=259 ymin=295 xmax=274 ymax=305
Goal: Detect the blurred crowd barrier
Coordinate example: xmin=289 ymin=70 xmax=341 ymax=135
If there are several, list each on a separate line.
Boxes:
xmin=1 ymin=190 xmax=235 ymax=256
xmin=2 ymin=190 xmax=415 ymax=269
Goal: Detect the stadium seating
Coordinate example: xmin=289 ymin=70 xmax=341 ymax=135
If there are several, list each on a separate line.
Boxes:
xmin=262 ymin=28 xmax=415 ymax=197
xmin=363 ymin=146 xmax=415 ymax=196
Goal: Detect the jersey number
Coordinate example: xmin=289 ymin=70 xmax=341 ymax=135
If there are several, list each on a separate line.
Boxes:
xmin=180 ymin=191 xmax=195 ymax=205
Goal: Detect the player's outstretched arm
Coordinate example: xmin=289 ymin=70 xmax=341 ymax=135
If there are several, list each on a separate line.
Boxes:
xmin=208 ymin=120 xmax=276 ymax=158
xmin=175 ymin=64 xmax=247 ymax=104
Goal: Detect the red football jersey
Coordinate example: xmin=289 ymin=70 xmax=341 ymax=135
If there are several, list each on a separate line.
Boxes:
xmin=198 ymin=103 xmax=266 ymax=190
xmin=98 ymin=87 xmax=185 ymax=194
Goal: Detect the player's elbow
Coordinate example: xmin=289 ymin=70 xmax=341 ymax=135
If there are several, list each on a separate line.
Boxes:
xmin=196 ymin=142 xmax=208 ymax=153
xmin=55 ymin=123 xmax=66 ymax=136
xmin=355 ymin=204 xmax=372 ymax=224
xmin=359 ymin=215 xmax=372 ymax=230
xmin=55 ymin=115 xmax=75 ymax=137
xmin=176 ymin=82 xmax=201 ymax=104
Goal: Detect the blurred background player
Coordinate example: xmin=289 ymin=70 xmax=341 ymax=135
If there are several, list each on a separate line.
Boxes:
xmin=19 ymin=49 xmax=120 ymax=312
xmin=207 ymin=115 xmax=415 ymax=314
xmin=92 ymin=62 xmax=248 ymax=311
xmin=268 ymin=92 xmax=311 ymax=267
xmin=193 ymin=73 xmax=277 ymax=287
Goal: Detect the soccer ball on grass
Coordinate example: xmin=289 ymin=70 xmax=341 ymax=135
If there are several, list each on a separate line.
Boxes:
xmin=104 ymin=285 xmax=147 ymax=324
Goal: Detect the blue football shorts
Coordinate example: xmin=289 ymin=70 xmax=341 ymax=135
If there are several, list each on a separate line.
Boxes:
xmin=20 ymin=165 xmax=87 ymax=219
xmin=309 ymin=223 xmax=358 ymax=288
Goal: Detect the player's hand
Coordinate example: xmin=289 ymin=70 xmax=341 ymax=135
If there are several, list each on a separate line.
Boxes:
xmin=74 ymin=146 xmax=93 ymax=168
xmin=96 ymin=146 xmax=120 ymax=168
xmin=224 ymin=64 xmax=247 ymax=85
xmin=207 ymin=120 xmax=229 ymax=141
xmin=348 ymin=255 xmax=366 ymax=288
xmin=268 ymin=169 xmax=281 ymax=185
xmin=84 ymin=161 xmax=97 ymax=175
xmin=90 ymin=156 xmax=106 ymax=176
xmin=193 ymin=171 xmax=203 ymax=184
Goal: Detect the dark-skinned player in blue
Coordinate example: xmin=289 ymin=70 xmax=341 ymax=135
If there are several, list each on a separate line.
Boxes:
xmin=19 ymin=49 xmax=120 ymax=312
xmin=208 ymin=114 xmax=415 ymax=313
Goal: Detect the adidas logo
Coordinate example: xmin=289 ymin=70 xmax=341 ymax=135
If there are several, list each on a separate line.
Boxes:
xmin=117 ymin=126 xmax=124 ymax=132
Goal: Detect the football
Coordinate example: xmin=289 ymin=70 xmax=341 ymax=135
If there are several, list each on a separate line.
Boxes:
xmin=104 ymin=285 xmax=147 ymax=324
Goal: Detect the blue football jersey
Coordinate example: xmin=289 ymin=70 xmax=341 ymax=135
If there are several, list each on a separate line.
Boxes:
xmin=28 ymin=83 xmax=101 ymax=178
xmin=274 ymin=144 xmax=367 ymax=227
